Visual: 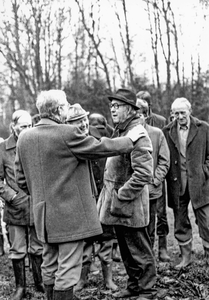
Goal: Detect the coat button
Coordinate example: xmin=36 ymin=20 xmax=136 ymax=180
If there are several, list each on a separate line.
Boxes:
xmin=174 ymin=177 xmax=177 ymax=181
xmin=175 ymin=160 xmax=178 ymax=164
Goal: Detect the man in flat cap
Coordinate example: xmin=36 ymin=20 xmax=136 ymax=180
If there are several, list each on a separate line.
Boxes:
xmin=98 ymin=89 xmax=157 ymax=300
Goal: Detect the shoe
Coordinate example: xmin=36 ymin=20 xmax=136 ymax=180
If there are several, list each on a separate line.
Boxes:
xmin=113 ymin=289 xmax=139 ymax=298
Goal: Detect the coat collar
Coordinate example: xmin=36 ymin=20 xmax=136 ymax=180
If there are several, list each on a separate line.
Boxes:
xmin=166 ymin=116 xmax=201 ymax=149
xmin=5 ymin=134 xmax=17 ymax=150
xmin=115 ymin=114 xmax=139 ymax=133
xmin=35 ymin=118 xmax=60 ymax=127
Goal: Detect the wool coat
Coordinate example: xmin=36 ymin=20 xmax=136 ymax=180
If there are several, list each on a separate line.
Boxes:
xmin=163 ymin=116 xmax=209 ymax=209
xmin=0 ymin=134 xmax=30 ymax=225
xmin=98 ymin=116 xmax=153 ymax=228
xmin=14 ymin=118 xmax=134 ymax=244
xmin=145 ymin=124 xmax=170 ymax=200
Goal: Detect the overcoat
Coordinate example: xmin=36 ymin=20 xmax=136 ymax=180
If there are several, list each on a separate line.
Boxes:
xmin=14 ymin=118 xmax=133 ymax=243
xmin=98 ymin=117 xmax=153 ymax=228
xmin=163 ymin=116 xmax=209 ymax=209
xmin=0 ymin=134 xmax=30 ymax=225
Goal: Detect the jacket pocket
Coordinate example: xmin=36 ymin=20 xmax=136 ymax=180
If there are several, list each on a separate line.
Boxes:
xmin=110 ymin=189 xmax=133 ymax=218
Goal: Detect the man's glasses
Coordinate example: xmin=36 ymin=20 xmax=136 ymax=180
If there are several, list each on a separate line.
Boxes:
xmin=109 ymin=103 xmax=127 ymax=110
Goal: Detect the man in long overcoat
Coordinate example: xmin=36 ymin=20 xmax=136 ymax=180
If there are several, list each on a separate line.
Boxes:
xmin=163 ymin=97 xmax=209 ymax=269
xmin=14 ymin=89 xmax=143 ymax=300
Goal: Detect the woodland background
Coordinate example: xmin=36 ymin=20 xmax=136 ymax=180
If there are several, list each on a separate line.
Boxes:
xmin=0 ymin=0 xmax=209 ymax=138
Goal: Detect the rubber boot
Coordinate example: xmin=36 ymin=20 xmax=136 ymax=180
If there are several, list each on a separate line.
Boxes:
xmin=74 ymin=264 xmax=90 ymax=292
xmin=175 ymin=242 xmax=192 ymax=269
xmin=112 ymin=242 xmax=121 ymax=262
xmin=30 ymin=254 xmax=45 ymax=293
xmin=158 ymin=236 xmax=170 ymax=262
xmin=101 ymin=261 xmax=118 ymax=291
xmin=44 ymin=284 xmax=54 ymax=300
xmin=11 ymin=259 xmax=26 ymax=300
xmin=53 ymin=287 xmax=73 ymax=300
xmin=0 ymin=234 xmax=4 ymax=256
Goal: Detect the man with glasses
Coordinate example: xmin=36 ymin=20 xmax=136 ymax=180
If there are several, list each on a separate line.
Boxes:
xmin=98 ymin=89 xmax=157 ymax=300
xmin=14 ymin=90 xmax=146 ymax=300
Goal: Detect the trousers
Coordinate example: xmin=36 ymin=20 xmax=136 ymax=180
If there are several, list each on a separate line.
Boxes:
xmin=114 ymin=225 xmax=156 ymax=293
xmin=8 ymin=224 xmax=43 ymax=259
xmin=173 ymin=187 xmax=209 ymax=246
xmin=42 ymin=240 xmax=84 ymax=290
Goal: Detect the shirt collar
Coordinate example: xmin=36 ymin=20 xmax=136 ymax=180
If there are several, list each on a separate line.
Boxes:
xmin=178 ymin=117 xmax=190 ymax=131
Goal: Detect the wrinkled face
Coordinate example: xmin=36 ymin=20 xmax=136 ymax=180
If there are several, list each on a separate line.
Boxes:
xmin=12 ymin=114 xmax=32 ymax=137
xmin=172 ymin=103 xmax=191 ymax=126
xmin=109 ymin=100 xmax=129 ymax=124
xmin=70 ymin=116 xmax=89 ymax=135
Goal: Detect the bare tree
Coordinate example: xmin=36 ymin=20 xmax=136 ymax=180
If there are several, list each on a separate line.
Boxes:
xmin=74 ymin=0 xmax=112 ymax=91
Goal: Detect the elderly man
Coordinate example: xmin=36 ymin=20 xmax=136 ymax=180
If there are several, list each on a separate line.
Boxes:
xmin=163 ymin=97 xmax=209 ymax=269
xmin=66 ymin=104 xmax=118 ymax=292
xmin=0 ymin=110 xmax=44 ymax=300
xmin=136 ymin=99 xmax=170 ymax=249
xmin=136 ymin=91 xmax=170 ymax=262
xmin=14 ymin=90 xmax=144 ymax=300
xmin=98 ymin=89 xmax=156 ymax=300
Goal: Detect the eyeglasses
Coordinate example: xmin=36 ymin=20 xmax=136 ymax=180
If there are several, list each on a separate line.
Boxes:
xmin=109 ymin=103 xmax=127 ymax=110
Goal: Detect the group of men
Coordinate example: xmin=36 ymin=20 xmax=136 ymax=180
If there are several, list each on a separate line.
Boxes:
xmin=0 ymin=88 xmax=208 ymax=300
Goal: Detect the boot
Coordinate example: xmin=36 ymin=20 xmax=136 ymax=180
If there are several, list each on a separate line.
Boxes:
xmin=204 ymin=246 xmax=209 ymax=265
xmin=74 ymin=264 xmax=90 ymax=292
xmin=0 ymin=234 xmax=4 ymax=256
xmin=112 ymin=242 xmax=121 ymax=262
xmin=175 ymin=242 xmax=192 ymax=269
xmin=101 ymin=261 xmax=118 ymax=291
xmin=53 ymin=287 xmax=73 ymax=300
xmin=11 ymin=258 xmax=26 ymax=300
xmin=30 ymin=254 xmax=45 ymax=293
xmin=158 ymin=236 xmax=170 ymax=262
xmin=44 ymin=284 xmax=54 ymax=300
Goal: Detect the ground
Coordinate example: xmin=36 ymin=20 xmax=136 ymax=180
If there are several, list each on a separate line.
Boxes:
xmin=1 ymin=205 xmax=209 ymax=300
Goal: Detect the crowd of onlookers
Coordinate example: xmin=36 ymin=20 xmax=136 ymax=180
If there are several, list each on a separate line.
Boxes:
xmin=0 ymin=88 xmax=209 ymax=300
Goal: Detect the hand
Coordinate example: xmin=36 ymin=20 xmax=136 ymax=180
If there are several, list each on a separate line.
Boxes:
xmin=126 ymin=124 xmax=146 ymax=143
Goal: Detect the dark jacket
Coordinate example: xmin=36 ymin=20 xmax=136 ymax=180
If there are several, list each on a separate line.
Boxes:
xmin=0 ymin=134 xmax=29 ymax=225
xmin=15 ymin=118 xmax=133 ymax=243
xmin=98 ymin=116 xmax=153 ymax=228
xmin=163 ymin=116 xmax=209 ymax=209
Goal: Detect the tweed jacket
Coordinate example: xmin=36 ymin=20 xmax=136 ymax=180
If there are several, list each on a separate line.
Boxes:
xmin=0 ymin=134 xmax=30 ymax=225
xmin=98 ymin=116 xmax=153 ymax=228
xmin=163 ymin=116 xmax=209 ymax=209
xmin=14 ymin=118 xmax=134 ymax=243
xmin=145 ymin=124 xmax=170 ymax=200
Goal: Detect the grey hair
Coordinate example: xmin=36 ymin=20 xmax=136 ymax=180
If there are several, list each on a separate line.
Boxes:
xmin=36 ymin=90 xmax=67 ymax=115
xmin=171 ymin=97 xmax=191 ymax=111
